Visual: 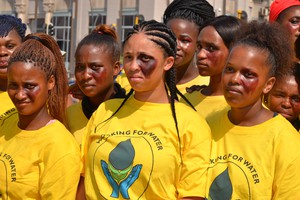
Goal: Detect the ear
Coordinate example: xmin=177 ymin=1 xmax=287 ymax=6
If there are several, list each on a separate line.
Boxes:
xmin=262 ymin=76 xmax=276 ymax=94
xmin=163 ymin=56 xmax=175 ymax=71
xmin=113 ymin=61 xmax=121 ymax=76
xmin=47 ymin=75 xmax=55 ymax=91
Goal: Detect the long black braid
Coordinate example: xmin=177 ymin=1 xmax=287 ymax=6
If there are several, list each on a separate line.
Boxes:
xmin=163 ymin=0 xmax=215 ymax=27
xmin=95 ymin=20 xmax=184 ymax=160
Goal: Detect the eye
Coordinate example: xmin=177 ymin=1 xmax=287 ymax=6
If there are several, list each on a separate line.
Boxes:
xmin=75 ymin=64 xmax=85 ymax=72
xmin=290 ymin=18 xmax=300 ymax=25
xmin=25 ymin=83 xmax=36 ymax=89
xmin=123 ymin=55 xmax=133 ymax=61
xmin=140 ymin=55 xmax=151 ymax=62
xmin=91 ymin=64 xmax=101 ymax=71
xmin=243 ymin=71 xmax=256 ymax=78
xmin=291 ymin=96 xmax=300 ymax=103
xmin=8 ymin=82 xmax=18 ymax=90
xmin=6 ymin=43 xmax=15 ymax=49
xmin=223 ymin=66 xmax=234 ymax=73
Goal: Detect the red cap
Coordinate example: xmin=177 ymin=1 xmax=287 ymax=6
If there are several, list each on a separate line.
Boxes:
xmin=269 ymin=0 xmax=300 ymax=22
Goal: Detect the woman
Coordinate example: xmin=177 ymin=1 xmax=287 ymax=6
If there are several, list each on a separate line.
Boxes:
xmin=184 ymin=15 xmax=241 ymax=119
xmin=77 ymin=20 xmax=211 ymax=200
xmin=0 ymin=33 xmax=80 ymax=199
xmin=0 ymin=15 xmax=26 ymax=114
xmin=265 ymin=63 xmax=300 ymax=131
xmin=269 ymin=0 xmax=300 ymax=62
xmin=163 ymin=0 xmax=215 ymax=96
xmin=67 ymin=24 xmax=126 ymax=146
xmin=206 ymin=21 xmax=300 ymax=199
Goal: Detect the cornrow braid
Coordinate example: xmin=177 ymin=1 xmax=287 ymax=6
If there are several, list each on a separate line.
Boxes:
xmin=0 ymin=15 xmax=26 ymax=39
xmin=163 ymin=0 xmax=215 ymax=28
xmin=9 ymin=33 xmax=69 ymax=126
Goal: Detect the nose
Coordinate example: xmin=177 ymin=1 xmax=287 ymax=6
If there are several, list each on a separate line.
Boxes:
xmin=176 ymin=39 xmax=182 ymax=51
xmin=15 ymin=88 xmax=27 ymax=100
xmin=281 ymin=97 xmax=292 ymax=108
xmin=196 ymin=48 xmax=207 ymax=60
xmin=230 ymin=72 xmax=242 ymax=85
xmin=82 ymin=67 xmax=92 ymax=80
xmin=0 ymin=46 xmax=9 ymax=57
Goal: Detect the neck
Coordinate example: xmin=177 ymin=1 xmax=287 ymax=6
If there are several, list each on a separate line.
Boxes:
xmin=202 ymin=74 xmax=223 ymax=96
xmin=134 ymin=84 xmax=170 ymax=103
xmin=89 ymin=84 xmax=116 ymax=107
xmin=18 ymin=107 xmax=53 ymax=130
xmin=175 ymin=61 xmax=199 ymax=85
xmin=228 ymin=99 xmax=273 ymax=126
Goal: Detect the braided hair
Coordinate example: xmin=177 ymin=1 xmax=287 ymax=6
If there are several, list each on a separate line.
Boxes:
xmin=8 ymin=33 xmax=69 ymax=126
xmin=97 ymin=20 xmax=183 ymax=158
xmin=163 ymin=0 xmax=215 ymax=28
xmin=0 ymin=15 xmax=26 ymax=39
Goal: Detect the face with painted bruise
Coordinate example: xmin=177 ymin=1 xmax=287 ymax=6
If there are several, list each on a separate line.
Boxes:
xmin=277 ymin=6 xmax=300 ymax=43
xmin=223 ymin=45 xmax=275 ymax=108
xmin=166 ymin=18 xmax=199 ymax=68
xmin=7 ymin=61 xmax=54 ymax=117
xmin=123 ymin=32 xmax=173 ymax=93
xmin=75 ymin=44 xmax=120 ymax=98
xmin=196 ymin=26 xmax=229 ymax=77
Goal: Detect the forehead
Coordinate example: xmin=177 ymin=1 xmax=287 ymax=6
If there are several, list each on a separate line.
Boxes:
xmin=198 ymin=26 xmax=221 ymax=41
xmin=0 ymin=29 xmax=22 ymax=41
xmin=279 ymin=5 xmax=300 ymax=20
xmin=229 ymin=45 xmax=269 ymax=70
xmin=167 ymin=19 xmax=199 ymax=33
xmin=124 ymin=32 xmax=163 ymax=53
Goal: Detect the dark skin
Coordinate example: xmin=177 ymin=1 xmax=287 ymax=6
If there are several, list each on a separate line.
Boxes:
xmin=0 ymin=29 xmax=23 ymax=91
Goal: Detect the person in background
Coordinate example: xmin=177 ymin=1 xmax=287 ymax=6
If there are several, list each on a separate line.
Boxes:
xmin=0 ymin=15 xmax=26 ymax=114
xmin=206 ymin=21 xmax=300 ymax=199
xmin=0 ymin=33 xmax=80 ymax=199
xmin=67 ymin=24 xmax=126 ymax=147
xmin=77 ymin=20 xmax=211 ymax=200
xmin=269 ymin=0 xmax=300 ymax=62
xmin=184 ymin=15 xmax=241 ymax=119
xmin=163 ymin=0 xmax=215 ymax=98
xmin=265 ymin=63 xmax=300 ymax=131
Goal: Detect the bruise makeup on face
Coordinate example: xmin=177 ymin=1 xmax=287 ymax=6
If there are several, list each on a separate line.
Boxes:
xmin=136 ymin=54 xmax=157 ymax=77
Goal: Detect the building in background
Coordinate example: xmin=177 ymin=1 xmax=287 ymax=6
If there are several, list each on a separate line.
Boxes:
xmin=0 ymin=0 xmax=272 ymax=77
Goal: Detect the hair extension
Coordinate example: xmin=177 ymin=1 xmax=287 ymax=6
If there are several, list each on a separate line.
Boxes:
xmin=234 ymin=21 xmax=293 ymax=77
xmin=0 ymin=15 xmax=26 ymax=39
xmin=101 ymin=20 xmax=184 ymax=161
xmin=75 ymin=24 xmax=120 ymax=64
xmin=163 ymin=0 xmax=215 ymax=28
xmin=9 ymin=33 xmax=69 ymax=126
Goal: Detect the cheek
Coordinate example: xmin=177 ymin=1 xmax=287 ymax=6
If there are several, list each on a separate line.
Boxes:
xmin=207 ymin=52 xmax=227 ymax=71
xmin=137 ymin=59 xmax=156 ymax=76
xmin=241 ymin=77 xmax=259 ymax=93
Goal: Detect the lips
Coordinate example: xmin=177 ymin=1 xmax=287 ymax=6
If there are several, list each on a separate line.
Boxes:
xmin=0 ymin=60 xmax=8 ymax=68
xmin=225 ymin=86 xmax=242 ymax=95
xmin=197 ymin=62 xmax=209 ymax=68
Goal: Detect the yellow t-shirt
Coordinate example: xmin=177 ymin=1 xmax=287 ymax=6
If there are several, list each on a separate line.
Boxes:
xmin=181 ymin=90 xmax=229 ymax=119
xmin=115 ymin=71 xmax=131 ymax=94
xmin=0 ymin=112 xmax=81 ymax=199
xmin=206 ymin=109 xmax=300 ymax=199
xmin=66 ymin=101 xmax=88 ymax=147
xmin=0 ymin=91 xmax=14 ymax=115
xmin=176 ymin=75 xmax=209 ymax=97
xmin=82 ymin=96 xmax=211 ymax=199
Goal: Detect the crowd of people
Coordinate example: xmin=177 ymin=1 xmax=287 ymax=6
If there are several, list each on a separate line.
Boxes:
xmin=0 ymin=0 xmax=300 ymax=199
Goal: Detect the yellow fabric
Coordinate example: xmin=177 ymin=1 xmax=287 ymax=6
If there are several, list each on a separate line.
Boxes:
xmin=82 ymin=96 xmax=211 ymax=199
xmin=0 ymin=91 xmax=15 ymax=116
xmin=0 ymin=112 xmax=81 ymax=199
xmin=66 ymin=101 xmax=88 ymax=147
xmin=115 ymin=71 xmax=131 ymax=94
xmin=181 ymin=90 xmax=229 ymax=119
xmin=206 ymin=109 xmax=300 ymax=199
xmin=176 ymin=75 xmax=209 ymax=98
